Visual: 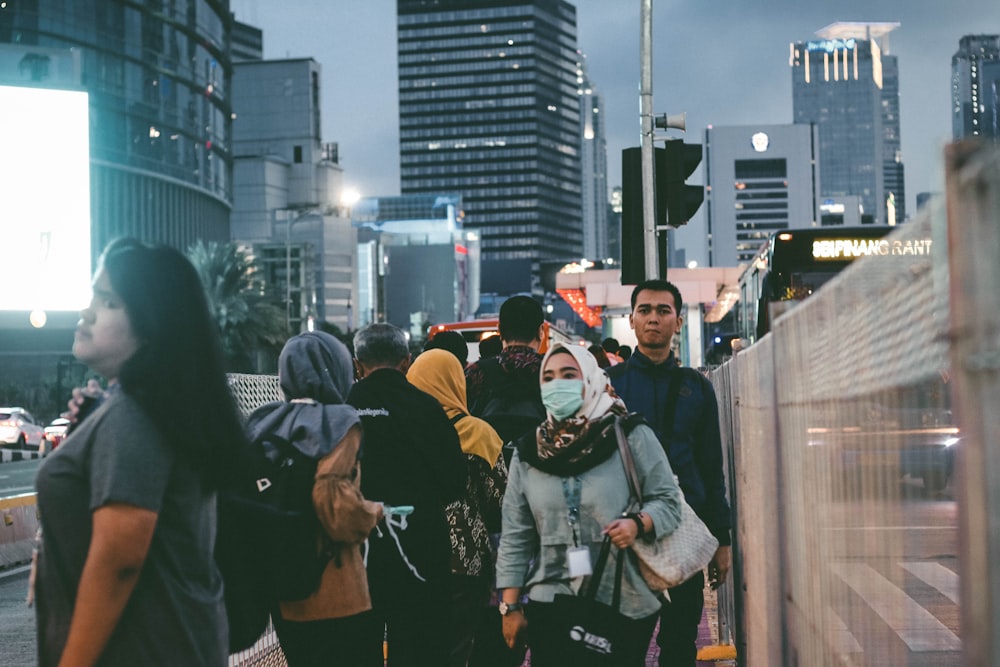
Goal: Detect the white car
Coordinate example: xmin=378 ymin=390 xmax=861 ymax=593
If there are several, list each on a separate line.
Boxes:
xmin=0 ymin=407 xmax=46 ymax=451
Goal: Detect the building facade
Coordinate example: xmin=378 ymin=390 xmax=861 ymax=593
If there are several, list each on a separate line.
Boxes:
xmin=352 ymin=195 xmax=477 ymax=336
xmin=952 ymin=34 xmax=1000 ymax=141
xmin=0 ymin=0 xmax=234 ymax=257
xmin=791 ymin=22 xmax=903 ymax=225
xmin=578 ymin=53 xmax=609 ymax=262
xmin=705 ymin=124 xmax=821 ymax=267
xmin=229 ymin=57 xmax=355 ymax=333
xmin=396 ymin=0 xmax=583 ymax=295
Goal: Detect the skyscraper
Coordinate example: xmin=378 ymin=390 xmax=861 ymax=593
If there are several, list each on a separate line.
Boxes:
xmin=578 ymin=53 xmax=609 ymax=262
xmin=791 ymin=22 xmax=903 ymax=225
xmin=0 ymin=1 xmax=234 ymax=255
xmin=952 ymin=35 xmax=1000 ymax=141
xmin=397 ymin=0 xmax=583 ymax=295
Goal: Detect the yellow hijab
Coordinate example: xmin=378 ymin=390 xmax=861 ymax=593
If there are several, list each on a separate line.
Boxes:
xmin=407 ymin=349 xmax=504 ymax=465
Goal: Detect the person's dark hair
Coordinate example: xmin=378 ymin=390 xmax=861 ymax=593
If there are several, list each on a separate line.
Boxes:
xmin=498 ymin=295 xmax=544 ymax=343
xmin=601 ymin=337 xmax=620 ymax=354
xmin=478 ymin=334 xmax=503 ymax=359
xmin=618 ymin=344 xmax=632 ymax=361
xmin=587 ymin=344 xmax=611 ymax=369
xmin=100 ymin=238 xmax=247 ymax=487
xmin=423 ymin=330 xmax=468 ymax=367
xmin=630 ymin=279 xmax=684 ymax=313
xmin=353 ymin=323 xmax=409 ymax=367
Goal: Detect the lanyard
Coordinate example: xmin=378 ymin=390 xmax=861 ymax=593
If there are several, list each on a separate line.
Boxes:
xmin=560 ymin=476 xmax=582 ymax=547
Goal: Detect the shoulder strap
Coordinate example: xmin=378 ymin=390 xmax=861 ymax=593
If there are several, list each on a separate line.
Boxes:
xmin=662 ymin=368 xmax=684 ymax=437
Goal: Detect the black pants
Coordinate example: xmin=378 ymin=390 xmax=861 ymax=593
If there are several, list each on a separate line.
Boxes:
xmin=367 ymin=565 xmax=453 ymax=667
xmin=525 ymin=599 xmax=658 ymax=667
xmin=447 ymin=575 xmax=490 ymax=667
xmin=273 ymin=610 xmax=384 ymax=667
xmin=656 ymin=571 xmax=705 ymax=667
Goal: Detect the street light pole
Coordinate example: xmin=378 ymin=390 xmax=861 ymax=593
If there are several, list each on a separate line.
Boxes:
xmin=639 ymin=0 xmax=659 ymax=280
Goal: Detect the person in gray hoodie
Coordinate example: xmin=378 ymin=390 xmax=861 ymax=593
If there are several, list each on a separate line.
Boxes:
xmin=244 ymin=331 xmax=384 ymax=667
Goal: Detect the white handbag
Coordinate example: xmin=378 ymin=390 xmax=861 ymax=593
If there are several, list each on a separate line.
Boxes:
xmin=614 ymin=418 xmax=719 ymax=591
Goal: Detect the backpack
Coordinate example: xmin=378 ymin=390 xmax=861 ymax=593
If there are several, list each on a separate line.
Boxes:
xmin=216 ymin=432 xmax=330 ymax=652
xmin=471 ymin=357 xmax=547 ymax=464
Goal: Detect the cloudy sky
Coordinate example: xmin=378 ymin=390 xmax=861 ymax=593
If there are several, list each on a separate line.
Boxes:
xmin=230 ymin=0 xmax=999 ymax=262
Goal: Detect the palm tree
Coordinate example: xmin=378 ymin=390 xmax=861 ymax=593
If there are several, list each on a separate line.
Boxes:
xmin=187 ymin=240 xmax=288 ymax=372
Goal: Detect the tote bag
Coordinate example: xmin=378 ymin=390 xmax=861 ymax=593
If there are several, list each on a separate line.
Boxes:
xmin=549 ymin=536 xmax=644 ymax=666
xmin=614 ymin=418 xmax=719 ymax=591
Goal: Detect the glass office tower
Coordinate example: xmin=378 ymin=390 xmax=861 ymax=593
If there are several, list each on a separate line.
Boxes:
xmin=397 ymin=0 xmax=583 ymax=295
xmin=0 ymin=1 xmax=234 ymax=257
xmin=952 ymin=35 xmax=1000 ymax=141
xmin=791 ymin=22 xmax=902 ymax=225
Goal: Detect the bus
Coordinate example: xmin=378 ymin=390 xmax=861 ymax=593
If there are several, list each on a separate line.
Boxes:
xmin=737 ymin=226 xmax=896 ymax=343
xmin=427 ymin=319 xmax=582 ymax=363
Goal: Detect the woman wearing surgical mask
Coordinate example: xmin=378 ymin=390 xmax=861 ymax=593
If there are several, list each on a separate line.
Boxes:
xmin=494 ymin=343 xmax=684 ymax=666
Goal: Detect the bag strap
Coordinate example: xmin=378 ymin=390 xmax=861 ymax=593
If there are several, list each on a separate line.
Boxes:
xmin=614 ymin=417 xmax=643 ymax=508
xmin=616 ymin=369 xmax=684 ymax=504
xmin=449 ymin=412 xmax=467 ymax=426
xmin=584 ymin=535 xmax=625 ymax=610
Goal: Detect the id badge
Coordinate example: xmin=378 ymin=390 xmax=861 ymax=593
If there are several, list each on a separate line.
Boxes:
xmin=567 ymin=546 xmax=593 ymax=577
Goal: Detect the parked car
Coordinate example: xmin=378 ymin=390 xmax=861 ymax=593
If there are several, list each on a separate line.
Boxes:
xmin=43 ymin=417 xmax=71 ymax=454
xmin=0 ymin=407 xmax=46 ymax=450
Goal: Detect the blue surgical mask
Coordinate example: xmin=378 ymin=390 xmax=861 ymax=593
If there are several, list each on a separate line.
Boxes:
xmin=541 ymin=379 xmax=585 ymax=421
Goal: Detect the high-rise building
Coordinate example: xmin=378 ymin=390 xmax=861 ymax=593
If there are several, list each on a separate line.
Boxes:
xmin=791 ymin=22 xmax=903 ymax=225
xmin=230 ymin=58 xmax=355 ymax=333
xmin=397 ymin=0 xmax=583 ymax=295
xmin=704 ymin=124 xmax=822 ymax=267
xmin=578 ymin=53 xmax=609 ymax=262
xmin=0 ymin=1 xmax=234 ymax=256
xmin=952 ymin=35 xmax=1000 ymax=141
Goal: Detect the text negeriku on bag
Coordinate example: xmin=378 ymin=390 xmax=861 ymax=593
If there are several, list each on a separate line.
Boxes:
xmin=812 ymin=237 xmax=932 ymax=260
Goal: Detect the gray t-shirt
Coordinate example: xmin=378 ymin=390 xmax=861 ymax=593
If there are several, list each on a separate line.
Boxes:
xmin=35 ymin=390 xmax=227 ymax=667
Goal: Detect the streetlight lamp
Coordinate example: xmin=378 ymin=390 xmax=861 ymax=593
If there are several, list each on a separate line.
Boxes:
xmin=274 ymin=209 xmax=319 ymax=334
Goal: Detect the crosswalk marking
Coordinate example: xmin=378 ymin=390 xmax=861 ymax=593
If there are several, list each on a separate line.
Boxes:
xmin=900 ymin=561 xmax=961 ymax=604
xmin=829 ymin=608 xmax=863 ymax=654
xmin=830 ymin=562 xmax=961 ymax=652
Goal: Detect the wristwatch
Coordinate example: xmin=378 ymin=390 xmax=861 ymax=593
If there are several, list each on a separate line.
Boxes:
xmin=498 ymin=601 xmax=522 ymax=615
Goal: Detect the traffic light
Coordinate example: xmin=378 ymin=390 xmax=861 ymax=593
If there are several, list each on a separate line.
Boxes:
xmin=620 ymin=142 xmax=704 ymax=283
xmin=660 ymin=138 xmax=703 ymax=227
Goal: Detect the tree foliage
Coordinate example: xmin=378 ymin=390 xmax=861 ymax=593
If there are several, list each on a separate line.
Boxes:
xmin=187 ymin=240 xmax=288 ymax=372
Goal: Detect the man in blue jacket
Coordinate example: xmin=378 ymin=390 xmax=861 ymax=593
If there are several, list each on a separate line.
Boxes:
xmin=607 ymin=279 xmax=732 ymax=667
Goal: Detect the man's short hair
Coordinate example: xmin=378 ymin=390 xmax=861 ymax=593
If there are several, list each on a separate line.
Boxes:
xmin=353 ymin=323 xmax=409 ymax=366
xmin=630 ymin=279 xmax=684 ymax=313
xmin=601 ymin=337 xmax=620 ymax=354
xmin=498 ymin=295 xmax=544 ymax=343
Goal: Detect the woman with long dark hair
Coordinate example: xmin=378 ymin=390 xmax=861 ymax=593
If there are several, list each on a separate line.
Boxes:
xmin=34 ymin=238 xmax=247 ymax=666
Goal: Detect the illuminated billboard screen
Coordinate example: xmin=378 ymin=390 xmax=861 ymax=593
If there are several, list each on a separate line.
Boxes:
xmin=0 ymin=84 xmax=91 ymax=312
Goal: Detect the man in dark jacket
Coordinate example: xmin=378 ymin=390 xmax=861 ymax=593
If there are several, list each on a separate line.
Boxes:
xmin=348 ymin=323 xmax=466 ymax=666
xmin=607 ymin=279 xmax=732 ymax=667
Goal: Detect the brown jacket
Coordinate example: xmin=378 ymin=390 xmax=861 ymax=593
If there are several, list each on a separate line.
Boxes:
xmin=278 ymin=424 xmax=382 ymax=621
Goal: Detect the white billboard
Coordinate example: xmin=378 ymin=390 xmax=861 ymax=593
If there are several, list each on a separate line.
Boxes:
xmin=0 ymin=84 xmax=91 ymax=313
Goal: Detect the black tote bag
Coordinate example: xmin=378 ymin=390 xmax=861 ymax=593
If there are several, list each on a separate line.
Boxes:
xmin=548 ymin=536 xmax=644 ymax=665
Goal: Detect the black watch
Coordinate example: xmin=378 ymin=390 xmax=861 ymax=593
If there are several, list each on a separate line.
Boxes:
xmin=498 ymin=601 xmax=522 ymax=615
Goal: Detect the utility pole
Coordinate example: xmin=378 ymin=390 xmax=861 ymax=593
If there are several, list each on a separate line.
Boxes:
xmin=639 ymin=0 xmax=658 ymax=280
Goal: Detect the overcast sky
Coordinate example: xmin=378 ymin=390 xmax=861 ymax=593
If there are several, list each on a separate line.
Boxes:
xmin=230 ymin=0 xmax=999 ymax=263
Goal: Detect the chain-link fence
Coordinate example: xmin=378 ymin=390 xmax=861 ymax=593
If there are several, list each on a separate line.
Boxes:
xmin=226 ymin=373 xmax=288 ymax=667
